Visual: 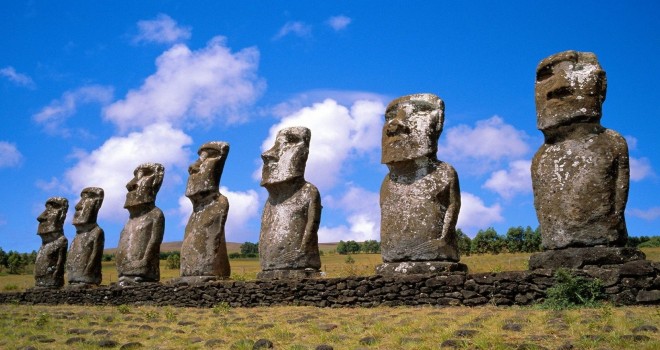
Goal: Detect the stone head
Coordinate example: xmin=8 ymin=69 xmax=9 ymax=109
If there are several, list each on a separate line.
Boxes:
xmin=37 ymin=197 xmax=68 ymax=239
xmin=382 ymin=93 xmax=444 ymax=164
xmin=535 ymin=50 xmax=607 ymax=131
xmin=124 ymin=163 xmax=165 ymax=208
xmin=73 ymin=187 xmax=104 ymax=227
xmin=186 ymin=141 xmax=229 ymax=199
xmin=261 ymin=127 xmax=311 ymax=186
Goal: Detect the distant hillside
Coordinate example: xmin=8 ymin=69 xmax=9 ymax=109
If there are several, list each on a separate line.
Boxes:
xmin=104 ymin=241 xmax=340 ymax=255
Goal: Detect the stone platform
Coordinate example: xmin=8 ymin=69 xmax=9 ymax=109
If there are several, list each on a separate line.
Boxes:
xmin=529 ymin=247 xmax=646 ymax=270
xmin=376 ymin=261 xmax=468 ymax=275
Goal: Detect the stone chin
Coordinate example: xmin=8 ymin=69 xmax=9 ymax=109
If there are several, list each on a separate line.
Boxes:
xmin=260 ymin=170 xmax=303 ymax=187
xmin=536 ymin=99 xmax=602 ymax=131
xmin=124 ymin=192 xmax=155 ymax=208
xmin=185 ymin=174 xmax=218 ymax=198
xmin=37 ymin=223 xmax=60 ymax=236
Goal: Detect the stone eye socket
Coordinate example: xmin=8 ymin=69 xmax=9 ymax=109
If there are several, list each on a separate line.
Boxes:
xmin=536 ymin=65 xmax=554 ymax=82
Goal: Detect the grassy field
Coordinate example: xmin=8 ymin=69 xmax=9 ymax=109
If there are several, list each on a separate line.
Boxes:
xmin=2 ymin=247 xmax=659 ymax=292
xmin=0 ymin=303 xmax=658 ymax=349
xmin=0 ymin=248 xmax=658 ymax=349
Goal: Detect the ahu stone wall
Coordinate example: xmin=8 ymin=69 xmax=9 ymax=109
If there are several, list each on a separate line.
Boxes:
xmin=2 ymin=260 xmax=659 ymax=307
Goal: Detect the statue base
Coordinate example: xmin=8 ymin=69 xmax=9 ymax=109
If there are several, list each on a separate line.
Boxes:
xmin=117 ymin=276 xmax=159 ymax=287
xmin=529 ymin=246 xmax=646 ymax=270
xmin=257 ymin=268 xmax=322 ymax=280
xmin=376 ymin=261 xmax=468 ymax=276
xmin=65 ymin=283 xmax=99 ymax=290
xmin=168 ymin=276 xmax=229 ymax=285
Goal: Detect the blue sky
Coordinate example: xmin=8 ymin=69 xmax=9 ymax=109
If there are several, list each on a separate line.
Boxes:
xmin=1 ymin=1 xmax=658 ymax=252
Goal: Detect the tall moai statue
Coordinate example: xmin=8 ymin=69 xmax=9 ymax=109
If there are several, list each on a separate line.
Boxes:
xmin=66 ymin=187 xmax=105 ymax=287
xmin=35 ymin=197 xmax=68 ymax=289
xmin=179 ymin=142 xmax=231 ymax=282
xmin=258 ymin=127 xmax=322 ymax=279
xmin=376 ymin=93 xmax=467 ymax=275
xmin=116 ymin=163 xmax=165 ymax=285
xmin=529 ymin=50 xmax=645 ymax=269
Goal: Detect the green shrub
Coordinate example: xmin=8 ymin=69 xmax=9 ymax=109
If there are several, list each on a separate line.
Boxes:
xmin=541 ymin=268 xmax=603 ymax=309
xmin=117 ymin=304 xmax=131 ymax=314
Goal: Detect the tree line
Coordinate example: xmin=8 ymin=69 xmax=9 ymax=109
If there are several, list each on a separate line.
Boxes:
xmin=0 ymin=248 xmax=38 ymax=274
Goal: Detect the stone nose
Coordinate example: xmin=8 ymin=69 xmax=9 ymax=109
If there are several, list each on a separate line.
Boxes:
xmin=188 ymin=159 xmax=201 ymax=175
xmin=261 ymin=148 xmax=278 ymax=163
xmin=126 ymin=177 xmax=138 ymax=191
xmin=386 ymin=119 xmax=410 ymax=137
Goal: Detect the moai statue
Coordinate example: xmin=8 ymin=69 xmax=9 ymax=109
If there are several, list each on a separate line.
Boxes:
xmin=376 ymin=93 xmax=467 ymax=275
xmin=179 ymin=142 xmax=231 ymax=282
xmin=529 ymin=50 xmax=644 ymax=269
xmin=258 ymin=127 xmax=322 ymax=279
xmin=66 ymin=187 xmax=105 ymax=287
xmin=34 ymin=197 xmax=68 ymax=289
xmin=116 ymin=163 xmax=165 ymax=285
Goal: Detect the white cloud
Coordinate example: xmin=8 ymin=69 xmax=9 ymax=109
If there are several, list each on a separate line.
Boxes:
xmin=0 ymin=141 xmax=23 ymax=168
xmin=318 ymin=185 xmax=380 ymax=242
xmin=326 ymin=15 xmax=352 ymax=31
xmin=259 ymin=98 xmax=385 ymax=191
xmin=133 ymin=14 xmax=191 ymax=44
xmin=628 ymin=207 xmax=660 ymax=221
xmin=273 ymin=21 xmax=312 ymax=39
xmin=483 ymin=160 xmax=532 ymax=199
xmin=33 ymin=85 xmax=114 ymax=137
xmin=624 ymin=135 xmax=638 ymax=151
xmin=104 ymin=36 xmax=264 ymax=131
xmin=630 ymin=156 xmax=653 ymax=181
xmin=64 ymin=123 xmax=193 ymax=221
xmin=438 ymin=116 xmax=530 ymax=173
xmin=35 ymin=177 xmax=66 ymax=192
xmin=177 ymin=186 xmax=260 ymax=242
xmin=457 ymin=192 xmax=503 ymax=234
xmin=0 ymin=66 xmax=35 ymax=88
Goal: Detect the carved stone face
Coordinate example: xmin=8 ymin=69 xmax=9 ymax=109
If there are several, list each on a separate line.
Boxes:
xmin=37 ymin=197 xmax=68 ymax=237
xmin=73 ymin=187 xmax=104 ymax=227
xmin=382 ymin=93 xmax=444 ymax=164
xmin=124 ymin=163 xmax=164 ymax=208
xmin=186 ymin=142 xmax=229 ymax=199
xmin=261 ymin=127 xmax=311 ymax=186
xmin=535 ymin=50 xmax=607 ymax=131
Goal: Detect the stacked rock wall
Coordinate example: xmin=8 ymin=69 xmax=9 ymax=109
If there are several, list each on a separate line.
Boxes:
xmin=2 ymin=260 xmax=658 ymax=307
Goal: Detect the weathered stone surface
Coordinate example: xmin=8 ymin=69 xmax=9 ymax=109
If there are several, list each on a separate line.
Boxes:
xmin=376 ymin=261 xmax=467 ymax=276
xmin=636 ymin=290 xmax=660 ymax=303
xmin=180 ymin=142 xmax=231 ymax=280
xmin=35 ymin=197 xmax=68 ymax=289
xmin=257 ymin=269 xmax=321 ymax=280
xmin=532 ymin=51 xmax=629 ymax=250
xmin=116 ymin=163 xmax=165 ymax=285
xmin=67 ymin=187 xmax=105 ymax=286
xmin=529 ymin=247 xmax=645 ymax=269
xmin=258 ymin=127 xmax=321 ymax=277
xmin=380 ymin=93 xmax=461 ymax=264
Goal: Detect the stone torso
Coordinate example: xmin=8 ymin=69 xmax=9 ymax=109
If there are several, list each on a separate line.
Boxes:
xmin=66 ymin=226 xmax=104 ymax=285
xmin=116 ymin=207 xmax=164 ymax=281
xmin=259 ymin=182 xmax=321 ymax=271
xmin=35 ymin=235 xmax=67 ymax=288
xmin=380 ymin=161 xmax=458 ymax=262
xmin=180 ymin=194 xmax=230 ymax=277
xmin=532 ymin=129 xmax=629 ymax=249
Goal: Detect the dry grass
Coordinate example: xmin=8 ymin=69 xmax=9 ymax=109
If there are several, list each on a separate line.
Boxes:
xmin=0 ymin=303 xmax=658 ymax=349
xmin=2 ymin=247 xmax=658 ymax=291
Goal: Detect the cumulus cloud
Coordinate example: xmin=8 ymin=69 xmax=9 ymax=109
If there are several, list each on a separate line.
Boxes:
xmin=104 ymin=36 xmax=264 ymax=131
xmin=33 ymin=85 xmax=114 ymax=137
xmin=630 ymin=157 xmax=653 ymax=181
xmin=483 ymin=160 xmax=532 ymax=199
xmin=326 ymin=15 xmax=352 ymax=31
xmin=628 ymin=207 xmax=660 ymax=221
xmin=64 ymin=123 xmax=193 ymax=221
xmin=0 ymin=66 xmax=35 ymax=88
xmin=177 ymin=186 xmax=260 ymax=241
xmin=133 ymin=14 xmax=191 ymax=44
xmin=0 ymin=141 xmax=23 ymax=168
xmin=318 ymin=185 xmax=380 ymax=242
xmin=457 ymin=192 xmax=503 ymax=233
xmin=259 ymin=98 xmax=385 ymax=191
xmin=273 ymin=21 xmax=312 ymax=39
xmin=438 ymin=116 xmax=530 ymax=173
